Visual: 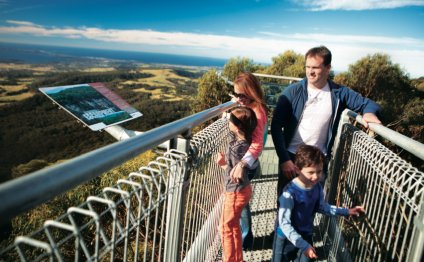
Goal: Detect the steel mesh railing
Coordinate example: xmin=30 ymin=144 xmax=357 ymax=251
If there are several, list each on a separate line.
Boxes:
xmin=321 ymin=118 xmax=424 ymax=261
xmin=182 ymin=118 xmax=230 ymax=261
xmin=1 ymin=149 xmax=187 ymax=261
xmin=0 ymin=117 xmax=231 ymax=262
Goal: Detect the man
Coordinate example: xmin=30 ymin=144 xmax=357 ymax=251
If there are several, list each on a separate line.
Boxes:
xmin=271 ymin=45 xmax=381 ymax=196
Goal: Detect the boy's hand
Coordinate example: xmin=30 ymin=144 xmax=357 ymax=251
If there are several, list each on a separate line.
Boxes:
xmin=304 ymin=246 xmax=318 ymax=259
xmin=349 ymin=206 xmax=365 ymax=216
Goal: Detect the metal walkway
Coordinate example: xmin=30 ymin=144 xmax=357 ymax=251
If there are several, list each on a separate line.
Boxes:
xmin=244 ymin=136 xmax=279 ymax=261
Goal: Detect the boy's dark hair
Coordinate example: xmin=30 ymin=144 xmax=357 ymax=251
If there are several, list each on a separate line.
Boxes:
xmin=295 ymin=145 xmax=325 ymax=169
xmin=305 ymin=45 xmax=332 ymax=66
xmin=229 ymin=106 xmax=257 ymax=144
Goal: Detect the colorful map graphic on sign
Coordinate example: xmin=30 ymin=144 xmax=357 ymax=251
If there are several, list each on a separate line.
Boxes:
xmin=39 ymin=83 xmax=142 ymax=131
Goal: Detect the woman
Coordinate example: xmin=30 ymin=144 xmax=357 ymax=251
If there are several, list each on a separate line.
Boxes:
xmin=230 ymin=72 xmax=268 ymax=250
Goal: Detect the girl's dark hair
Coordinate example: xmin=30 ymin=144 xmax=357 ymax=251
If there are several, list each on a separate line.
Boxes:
xmin=295 ymin=144 xmax=325 ymax=169
xmin=229 ymin=107 xmax=257 ymax=144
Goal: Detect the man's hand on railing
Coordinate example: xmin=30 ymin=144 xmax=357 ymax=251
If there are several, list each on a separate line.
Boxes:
xmin=362 ymin=113 xmax=381 ymax=128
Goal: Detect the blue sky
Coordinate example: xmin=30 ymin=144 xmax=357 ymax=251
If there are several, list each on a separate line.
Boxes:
xmin=0 ymin=0 xmax=423 ymax=77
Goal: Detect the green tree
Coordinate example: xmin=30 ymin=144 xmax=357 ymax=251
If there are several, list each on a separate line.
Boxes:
xmin=264 ymin=50 xmax=305 ymax=81
xmin=334 ymin=53 xmax=423 ymax=150
xmin=11 ymin=159 xmax=50 ymax=179
xmin=411 ymin=77 xmax=424 ymax=92
xmin=396 ymin=97 xmax=424 ymax=141
xmin=253 ymin=51 xmax=305 ymax=105
xmin=222 ymin=57 xmax=260 ymax=81
xmin=333 ymin=53 xmax=413 ymax=122
xmin=191 ymin=69 xmax=230 ymax=113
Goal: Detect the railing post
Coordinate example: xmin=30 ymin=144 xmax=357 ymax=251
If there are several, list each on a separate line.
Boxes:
xmin=331 ymin=109 xmax=350 ymax=161
xmin=326 ymin=109 xmax=350 ymax=201
xmin=163 ymin=133 xmax=192 ymax=262
xmin=407 ymin=199 xmax=424 ymax=262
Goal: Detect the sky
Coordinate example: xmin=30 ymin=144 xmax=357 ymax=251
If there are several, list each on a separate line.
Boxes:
xmin=0 ymin=0 xmax=423 ymax=77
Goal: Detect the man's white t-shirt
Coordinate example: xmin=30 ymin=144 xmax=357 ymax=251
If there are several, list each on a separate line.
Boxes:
xmin=288 ymin=83 xmax=332 ymax=155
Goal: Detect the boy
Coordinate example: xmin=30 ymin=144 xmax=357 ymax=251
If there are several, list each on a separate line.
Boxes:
xmin=271 ymin=145 xmax=365 ymax=261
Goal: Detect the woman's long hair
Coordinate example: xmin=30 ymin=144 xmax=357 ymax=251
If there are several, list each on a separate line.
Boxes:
xmin=233 ymin=72 xmax=268 ymax=112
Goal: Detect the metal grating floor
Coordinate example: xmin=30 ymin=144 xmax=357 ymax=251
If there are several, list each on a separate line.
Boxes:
xmin=244 ymin=138 xmax=279 ymax=262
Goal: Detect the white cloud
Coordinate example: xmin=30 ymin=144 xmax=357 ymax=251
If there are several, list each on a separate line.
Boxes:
xmin=292 ymin=0 xmax=424 ymax=11
xmin=5 ymin=20 xmax=38 ymax=26
xmin=0 ymin=20 xmax=423 ymax=77
xmin=287 ymin=33 xmax=423 ymax=46
xmin=258 ymin=31 xmax=284 ymax=37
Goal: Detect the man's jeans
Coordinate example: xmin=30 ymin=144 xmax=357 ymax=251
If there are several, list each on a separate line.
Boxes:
xmin=240 ymin=203 xmax=253 ymax=249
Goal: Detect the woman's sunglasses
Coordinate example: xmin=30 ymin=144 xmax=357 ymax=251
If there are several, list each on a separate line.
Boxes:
xmin=231 ymin=92 xmax=249 ymax=100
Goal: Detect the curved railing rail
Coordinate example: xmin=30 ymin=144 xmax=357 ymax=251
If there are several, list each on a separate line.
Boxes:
xmin=253 ymin=73 xmax=302 ymax=82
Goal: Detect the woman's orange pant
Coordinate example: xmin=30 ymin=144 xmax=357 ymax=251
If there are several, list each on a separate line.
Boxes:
xmin=220 ymin=185 xmax=253 ymax=262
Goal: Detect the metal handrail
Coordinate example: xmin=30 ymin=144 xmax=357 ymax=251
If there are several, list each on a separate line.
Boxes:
xmin=253 ymin=73 xmax=302 ymax=82
xmin=345 ymin=110 xmax=424 ymax=160
xmin=0 ymin=101 xmax=236 ymax=225
xmin=218 ymin=72 xmax=302 ymax=85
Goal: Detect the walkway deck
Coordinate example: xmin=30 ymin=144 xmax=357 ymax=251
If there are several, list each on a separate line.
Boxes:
xmin=245 ymin=136 xmax=279 ymax=261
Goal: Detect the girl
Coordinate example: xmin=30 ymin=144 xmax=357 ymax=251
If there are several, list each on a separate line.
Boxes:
xmin=216 ymin=107 xmax=258 ymax=262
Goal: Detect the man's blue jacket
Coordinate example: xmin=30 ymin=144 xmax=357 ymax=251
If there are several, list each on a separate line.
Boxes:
xmin=270 ymin=78 xmax=381 ymax=163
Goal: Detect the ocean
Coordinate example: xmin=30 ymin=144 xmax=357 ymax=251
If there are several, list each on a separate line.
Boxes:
xmin=0 ymin=42 xmax=227 ymax=67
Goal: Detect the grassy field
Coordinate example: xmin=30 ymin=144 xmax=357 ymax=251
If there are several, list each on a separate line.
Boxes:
xmin=121 ymin=68 xmax=197 ymax=100
xmin=0 ymin=63 xmax=54 ymax=72
xmin=0 ymin=63 xmax=200 ymax=105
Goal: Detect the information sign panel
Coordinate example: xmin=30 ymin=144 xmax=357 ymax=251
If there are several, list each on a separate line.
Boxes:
xmin=39 ymin=83 xmax=142 ymax=131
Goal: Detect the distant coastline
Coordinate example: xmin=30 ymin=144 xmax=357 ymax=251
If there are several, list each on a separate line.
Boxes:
xmin=0 ymin=42 xmax=227 ymax=68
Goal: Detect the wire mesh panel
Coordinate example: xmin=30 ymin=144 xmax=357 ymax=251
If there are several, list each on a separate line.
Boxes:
xmin=0 ymin=149 xmax=188 ymax=262
xmin=323 ymin=124 xmax=424 ymax=262
xmin=181 ymin=118 xmax=230 ymax=262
